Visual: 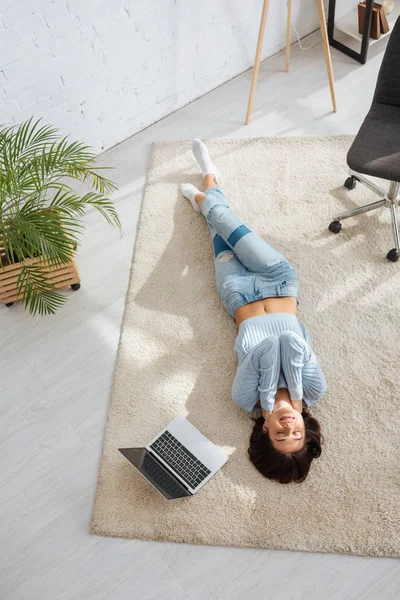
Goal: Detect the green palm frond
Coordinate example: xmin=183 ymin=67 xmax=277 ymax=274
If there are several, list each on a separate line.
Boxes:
xmin=80 ymin=192 xmax=121 ymax=230
xmin=16 ymin=263 xmax=67 ymax=316
xmin=0 ymin=117 xmax=121 ymax=315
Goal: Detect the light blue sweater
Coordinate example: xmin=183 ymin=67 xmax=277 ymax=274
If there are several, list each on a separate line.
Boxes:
xmin=232 ymin=313 xmax=327 ymax=413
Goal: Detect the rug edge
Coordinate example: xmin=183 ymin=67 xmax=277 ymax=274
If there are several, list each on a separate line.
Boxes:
xmin=88 ymin=521 xmax=400 ymax=559
xmin=89 ymin=140 xmax=161 ymax=530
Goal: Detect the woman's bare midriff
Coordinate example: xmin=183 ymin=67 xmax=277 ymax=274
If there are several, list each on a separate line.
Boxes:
xmin=234 ymin=296 xmax=297 ymax=328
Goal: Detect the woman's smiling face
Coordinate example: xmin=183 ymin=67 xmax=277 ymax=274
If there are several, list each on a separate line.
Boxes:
xmin=263 ymin=404 xmax=305 ymax=453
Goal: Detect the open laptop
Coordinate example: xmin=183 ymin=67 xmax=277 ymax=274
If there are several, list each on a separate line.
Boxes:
xmin=119 ymin=415 xmax=228 ymax=499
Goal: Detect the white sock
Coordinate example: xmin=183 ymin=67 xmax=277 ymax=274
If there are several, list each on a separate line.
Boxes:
xmin=192 ymin=139 xmax=221 ymax=184
xmin=180 ymin=183 xmax=201 ymax=213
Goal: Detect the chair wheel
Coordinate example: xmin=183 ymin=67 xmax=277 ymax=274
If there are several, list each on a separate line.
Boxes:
xmin=387 ymin=249 xmax=400 ymax=262
xmin=329 ymin=220 xmax=342 ymax=234
xmin=5 ymin=302 xmax=13 ymax=307
xmin=344 ymin=176 xmax=357 ymax=190
xmin=71 ymin=283 xmax=81 ymax=290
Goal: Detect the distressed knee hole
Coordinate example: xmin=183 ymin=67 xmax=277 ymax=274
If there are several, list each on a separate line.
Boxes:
xmin=217 ymin=250 xmax=234 ymax=263
xmin=210 ymin=205 xmax=227 ymax=222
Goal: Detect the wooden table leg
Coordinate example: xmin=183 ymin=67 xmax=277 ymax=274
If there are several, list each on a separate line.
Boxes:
xmin=245 ymin=0 xmax=271 ymax=125
xmin=286 ymin=0 xmax=292 ymax=73
xmin=317 ymin=0 xmax=337 ymax=112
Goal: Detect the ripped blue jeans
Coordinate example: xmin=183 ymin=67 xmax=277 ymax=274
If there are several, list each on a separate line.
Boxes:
xmin=200 ymin=186 xmax=299 ymax=320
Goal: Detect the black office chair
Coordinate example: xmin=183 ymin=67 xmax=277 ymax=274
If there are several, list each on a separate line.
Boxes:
xmin=329 ymin=17 xmax=400 ymax=262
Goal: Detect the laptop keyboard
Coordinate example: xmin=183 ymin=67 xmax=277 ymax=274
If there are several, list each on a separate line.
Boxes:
xmin=150 ymin=430 xmax=211 ymax=489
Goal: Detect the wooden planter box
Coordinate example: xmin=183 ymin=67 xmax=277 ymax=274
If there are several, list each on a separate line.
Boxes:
xmin=0 ymin=255 xmax=81 ymax=306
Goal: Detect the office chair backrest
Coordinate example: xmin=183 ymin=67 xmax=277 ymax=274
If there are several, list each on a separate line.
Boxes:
xmin=373 ymin=16 xmax=400 ymax=107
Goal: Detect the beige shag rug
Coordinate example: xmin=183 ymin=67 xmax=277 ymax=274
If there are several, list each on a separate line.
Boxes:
xmin=90 ymin=136 xmax=400 ymax=558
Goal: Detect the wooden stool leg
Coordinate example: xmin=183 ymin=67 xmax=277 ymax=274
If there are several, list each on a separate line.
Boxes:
xmin=245 ymin=0 xmax=271 ymax=125
xmin=285 ymin=0 xmax=292 ymax=73
xmin=316 ymin=0 xmax=337 ymax=112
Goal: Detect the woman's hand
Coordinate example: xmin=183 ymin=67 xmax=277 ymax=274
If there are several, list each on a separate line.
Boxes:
xmin=261 ymin=408 xmax=271 ymax=433
xmin=291 ymin=399 xmax=303 ymax=413
xmin=261 ymin=408 xmax=271 ymax=421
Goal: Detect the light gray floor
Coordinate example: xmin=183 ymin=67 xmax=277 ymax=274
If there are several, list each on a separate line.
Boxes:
xmin=2 ymin=30 xmax=400 ymax=600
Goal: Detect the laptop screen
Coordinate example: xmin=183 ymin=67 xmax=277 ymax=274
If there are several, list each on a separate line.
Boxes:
xmin=119 ymin=447 xmax=192 ymax=500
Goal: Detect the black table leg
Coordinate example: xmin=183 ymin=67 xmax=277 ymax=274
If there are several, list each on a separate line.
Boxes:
xmin=328 ymin=0 xmax=374 ymax=64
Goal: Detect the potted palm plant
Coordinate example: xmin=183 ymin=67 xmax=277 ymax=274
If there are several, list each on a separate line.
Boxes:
xmin=0 ymin=117 xmax=121 ymax=315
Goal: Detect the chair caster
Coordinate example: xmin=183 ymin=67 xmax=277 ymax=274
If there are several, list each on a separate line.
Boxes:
xmin=344 ymin=176 xmax=357 ymax=190
xmin=329 ymin=220 xmax=342 ymax=234
xmin=71 ymin=283 xmax=81 ymax=291
xmin=387 ymin=249 xmax=400 ymax=262
xmin=5 ymin=302 xmax=14 ymax=307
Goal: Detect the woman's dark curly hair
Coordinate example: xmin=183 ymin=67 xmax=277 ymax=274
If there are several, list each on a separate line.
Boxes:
xmin=248 ymin=409 xmax=323 ymax=484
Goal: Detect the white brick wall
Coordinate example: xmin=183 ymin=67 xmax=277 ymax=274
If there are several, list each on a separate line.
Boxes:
xmin=0 ymin=0 xmax=325 ymax=153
